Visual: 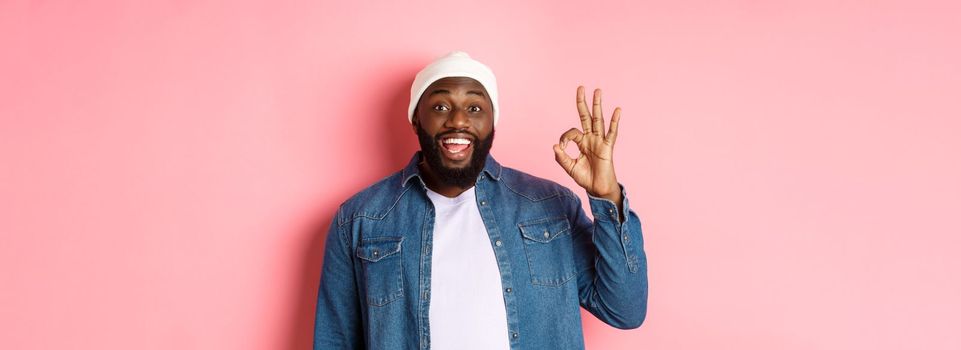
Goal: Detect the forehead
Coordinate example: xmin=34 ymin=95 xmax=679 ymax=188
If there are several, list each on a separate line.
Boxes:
xmin=423 ymin=77 xmax=489 ymax=96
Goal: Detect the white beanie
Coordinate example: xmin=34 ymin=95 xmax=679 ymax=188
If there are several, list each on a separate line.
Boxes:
xmin=408 ymin=51 xmax=499 ymax=126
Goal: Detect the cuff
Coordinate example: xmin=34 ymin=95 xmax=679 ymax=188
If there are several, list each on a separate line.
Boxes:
xmin=587 ymin=183 xmax=631 ymax=225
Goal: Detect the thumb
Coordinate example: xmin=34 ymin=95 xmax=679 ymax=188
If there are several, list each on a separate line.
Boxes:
xmin=553 ymin=143 xmax=575 ymax=175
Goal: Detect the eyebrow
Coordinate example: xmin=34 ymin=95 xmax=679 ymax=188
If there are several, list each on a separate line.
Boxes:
xmin=428 ymin=89 xmax=486 ymax=98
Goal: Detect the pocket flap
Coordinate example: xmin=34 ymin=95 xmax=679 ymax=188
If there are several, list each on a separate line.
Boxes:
xmin=519 ymin=217 xmax=571 ymax=243
xmin=356 ymin=236 xmax=404 ymax=262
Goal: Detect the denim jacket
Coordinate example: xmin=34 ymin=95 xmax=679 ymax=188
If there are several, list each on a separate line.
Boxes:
xmin=314 ymin=152 xmax=648 ymax=349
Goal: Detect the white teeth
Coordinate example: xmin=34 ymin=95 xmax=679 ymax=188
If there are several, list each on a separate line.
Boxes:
xmin=442 ymin=138 xmax=471 ymax=145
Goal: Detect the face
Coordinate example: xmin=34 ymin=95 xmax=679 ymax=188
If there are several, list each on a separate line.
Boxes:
xmin=413 ymin=77 xmax=495 ymax=188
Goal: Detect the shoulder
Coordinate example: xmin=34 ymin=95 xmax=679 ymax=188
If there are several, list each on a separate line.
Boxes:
xmin=499 ymin=165 xmax=578 ymax=202
xmin=336 ymin=170 xmax=413 ymax=226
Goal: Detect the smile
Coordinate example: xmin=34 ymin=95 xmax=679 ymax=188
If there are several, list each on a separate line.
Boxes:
xmin=439 ymin=136 xmax=473 ymax=160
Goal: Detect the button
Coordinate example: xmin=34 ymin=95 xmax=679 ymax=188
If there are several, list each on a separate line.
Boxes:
xmin=543 ymin=231 xmax=550 ymax=238
xmin=608 ymin=208 xmax=614 ymax=213
xmin=623 ymin=235 xmax=629 ymax=241
xmin=505 ymin=288 xmax=512 ymax=293
xmin=480 ymin=200 xmax=487 ymax=206
xmin=373 ymin=250 xmax=379 ymax=256
xmin=495 ymin=240 xmax=502 ymax=247
xmin=512 ymin=332 xmax=518 ymax=339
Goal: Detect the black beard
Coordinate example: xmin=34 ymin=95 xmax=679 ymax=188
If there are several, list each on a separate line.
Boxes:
xmin=415 ymin=123 xmax=494 ymax=189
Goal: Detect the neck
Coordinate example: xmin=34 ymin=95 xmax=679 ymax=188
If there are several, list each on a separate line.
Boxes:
xmin=417 ymin=157 xmax=474 ymax=198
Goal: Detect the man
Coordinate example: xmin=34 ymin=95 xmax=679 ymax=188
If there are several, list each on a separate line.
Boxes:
xmin=314 ymin=51 xmax=648 ymax=350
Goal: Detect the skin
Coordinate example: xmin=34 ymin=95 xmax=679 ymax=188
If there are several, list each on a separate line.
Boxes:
xmin=553 ymin=86 xmax=624 ymax=219
xmin=413 ymin=78 xmax=624 ymax=218
xmin=412 ymin=77 xmax=494 ymax=198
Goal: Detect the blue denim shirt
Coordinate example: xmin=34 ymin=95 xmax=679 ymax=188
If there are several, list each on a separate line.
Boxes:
xmin=314 ymin=152 xmax=648 ymax=349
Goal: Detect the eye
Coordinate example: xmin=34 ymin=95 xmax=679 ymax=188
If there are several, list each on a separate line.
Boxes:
xmin=468 ymin=105 xmax=482 ymax=113
xmin=433 ymin=105 xmax=450 ymax=112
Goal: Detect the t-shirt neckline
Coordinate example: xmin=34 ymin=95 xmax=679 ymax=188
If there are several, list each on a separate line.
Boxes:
xmin=424 ymin=186 xmax=477 ymax=207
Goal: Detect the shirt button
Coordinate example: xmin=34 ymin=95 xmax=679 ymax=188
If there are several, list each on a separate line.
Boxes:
xmin=623 ymin=235 xmax=629 ymax=241
xmin=480 ymin=200 xmax=487 ymax=206
xmin=543 ymin=231 xmax=549 ymax=238
xmin=373 ymin=250 xmax=379 ymax=256
xmin=505 ymin=288 xmax=512 ymax=293
xmin=495 ymin=240 xmax=502 ymax=247
xmin=512 ymin=332 xmax=518 ymax=339
xmin=608 ymin=208 xmax=614 ymax=214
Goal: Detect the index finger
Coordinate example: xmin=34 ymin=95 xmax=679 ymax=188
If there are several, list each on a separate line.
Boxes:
xmin=576 ymin=86 xmax=592 ymax=133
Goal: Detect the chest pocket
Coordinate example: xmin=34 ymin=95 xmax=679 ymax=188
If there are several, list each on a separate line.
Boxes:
xmin=356 ymin=236 xmax=405 ymax=306
xmin=518 ymin=217 xmax=576 ymax=286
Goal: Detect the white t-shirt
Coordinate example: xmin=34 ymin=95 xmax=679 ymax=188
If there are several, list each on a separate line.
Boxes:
xmin=425 ymin=186 xmax=510 ymax=350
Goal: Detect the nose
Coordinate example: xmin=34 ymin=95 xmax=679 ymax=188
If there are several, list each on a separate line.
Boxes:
xmin=444 ymin=108 xmax=470 ymax=129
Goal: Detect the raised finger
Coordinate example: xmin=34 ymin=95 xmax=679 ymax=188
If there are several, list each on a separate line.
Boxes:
xmin=576 ymin=86 xmax=592 ymax=133
xmin=606 ymin=107 xmax=621 ymax=144
xmin=592 ymin=88 xmax=604 ymax=135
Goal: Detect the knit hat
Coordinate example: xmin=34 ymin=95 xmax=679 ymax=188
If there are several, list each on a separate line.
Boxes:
xmin=408 ymin=51 xmax=499 ymax=126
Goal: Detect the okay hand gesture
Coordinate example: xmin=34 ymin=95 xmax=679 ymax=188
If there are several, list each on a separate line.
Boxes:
xmin=552 ymin=86 xmax=623 ymax=205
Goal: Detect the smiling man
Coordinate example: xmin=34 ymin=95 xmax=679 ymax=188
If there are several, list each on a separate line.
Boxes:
xmin=314 ymin=51 xmax=648 ymax=350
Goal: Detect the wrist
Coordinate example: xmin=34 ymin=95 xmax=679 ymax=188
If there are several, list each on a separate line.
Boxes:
xmin=587 ymin=185 xmax=625 ymax=223
xmin=589 ymin=184 xmax=621 ymax=201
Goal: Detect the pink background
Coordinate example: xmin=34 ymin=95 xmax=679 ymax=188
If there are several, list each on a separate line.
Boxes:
xmin=2 ymin=1 xmax=960 ymax=349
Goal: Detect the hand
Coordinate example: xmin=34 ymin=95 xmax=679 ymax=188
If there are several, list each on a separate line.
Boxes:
xmin=553 ymin=86 xmax=623 ymax=205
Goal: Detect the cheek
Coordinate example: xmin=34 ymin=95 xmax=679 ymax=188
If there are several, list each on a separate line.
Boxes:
xmin=476 ymin=113 xmax=494 ymax=130
xmin=420 ymin=118 xmax=447 ymax=133
xmin=415 ymin=111 xmax=442 ymax=128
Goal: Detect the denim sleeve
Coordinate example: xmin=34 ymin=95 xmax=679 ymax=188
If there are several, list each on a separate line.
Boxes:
xmin=569 ymin=184 xmax=649 ymax=329
xmin=313 ymin=213 xmax=365 ymax=349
